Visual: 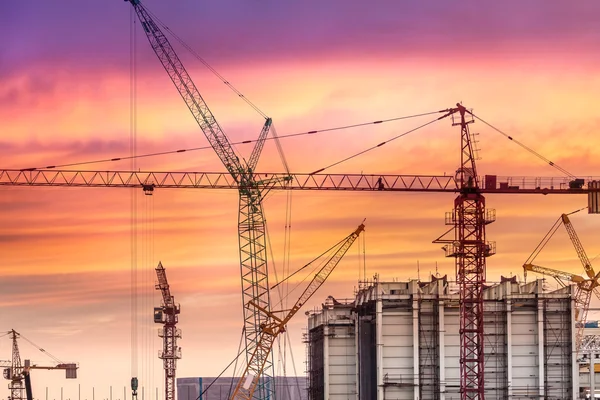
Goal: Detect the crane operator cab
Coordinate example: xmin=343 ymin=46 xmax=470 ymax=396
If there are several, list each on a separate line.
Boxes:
xmin=153 ymin=307 xmax=164 ymax=323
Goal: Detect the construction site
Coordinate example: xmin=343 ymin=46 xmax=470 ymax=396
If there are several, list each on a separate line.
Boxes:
xmin=2 ymin=2 xmax=599 ymax=400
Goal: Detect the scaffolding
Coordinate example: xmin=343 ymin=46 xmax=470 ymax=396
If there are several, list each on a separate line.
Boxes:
xmin=419 ymin=281 xmax=441 ymax=400
xmin=543 ymin=289 xmax=573 ymax=399
xmin=305 ymin=277 xmax=576 ymax=400
xmin=307 ymin=326 xmax=324 ymax=400
xmin=482 ymin=298 xmax=508 ymax=399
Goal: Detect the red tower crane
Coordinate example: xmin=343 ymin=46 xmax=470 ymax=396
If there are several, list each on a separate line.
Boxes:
xmin=433 ymin=105 xmax=494 ymax=400
xmin=153 ymin=262 xmax=181 ymax=400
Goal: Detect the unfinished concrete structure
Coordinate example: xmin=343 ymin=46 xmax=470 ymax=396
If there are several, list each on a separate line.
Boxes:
xmin=177 ymin=377 xmax=307 ymax=400
xmin=305 ymin=276 xmax=576 ymax=400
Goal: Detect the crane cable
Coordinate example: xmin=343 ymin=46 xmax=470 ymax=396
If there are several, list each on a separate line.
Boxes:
xmin=19 ymin=111 xmax=441 ymax=171
xmin=196 ymin=339 xmax=248 ymax=400
xmin=270 ymin=233 xmax=352 ymax=309
xmin=225 ymin=327 xmax=247 ymax=400
xmin=264 ymin=212 xmax=289 ymax=388
xmin=17 ymin=333 xmax=64 ymax=365
xmin=524 ymin=207 xmax=587 ymax=266
xmin=270 ymin=123 xmax=293 ymax=384
xmin=129 ymin=5 xmax=139 ymax=384
xmin=309 ymin=114 xmax=444 ymax=174
xmin=143 ymin=5 xmax=267 ymax=119
xmin=264 ymin=207 xmax=301 ymax=399
xmin=470 ymin=112 xmax=576 ymax=179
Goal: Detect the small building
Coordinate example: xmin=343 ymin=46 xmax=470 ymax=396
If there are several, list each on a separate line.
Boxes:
xmin=177 ymin=376 xmax=307 ymax=400
xmin=306 ymin=276 xmax=576 ymax=400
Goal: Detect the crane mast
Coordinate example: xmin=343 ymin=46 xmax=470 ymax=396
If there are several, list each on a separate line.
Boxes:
xmin=523 ymin=263 xmax=586 ymax=285
xmin=125 ymin=2 xmax=279 ymax=397
xmin=435 ymin=104 xmax=495 ymax=400
xmin=230 ymin=222 xmax=365 ymax=400
xmin=154 ymin=262 xmax=181 ymax=400
xmin=7 ymin=330 xmax=23 ymax=400
xmin=3 ymin=331 xmax=78 ymax=400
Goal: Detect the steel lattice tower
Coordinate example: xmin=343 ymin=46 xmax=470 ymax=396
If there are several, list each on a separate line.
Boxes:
xmin=436 ymin=104 xmax=495 ymax=399
xmin=155 ymin=262 xmax=181 ymax=400
xmin=7 ymin=330 xmax=23 ymax=400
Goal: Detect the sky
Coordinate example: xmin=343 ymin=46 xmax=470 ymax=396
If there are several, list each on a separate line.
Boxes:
xmin=1 ymin=0 xmax=600 ymax=399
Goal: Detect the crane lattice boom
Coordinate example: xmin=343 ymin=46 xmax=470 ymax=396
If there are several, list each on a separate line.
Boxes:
xmin=523 ymin=263 xmax=586 ymax=284
xmin=523 ymin=212 xmax=600 ymax=354
xmin=562 ymin=214 xmax=595 ymax=279
xmin=2 ymin=169 xmax=598 ymax=194
xmin=230 ymin=222 xmax=365 ymax=400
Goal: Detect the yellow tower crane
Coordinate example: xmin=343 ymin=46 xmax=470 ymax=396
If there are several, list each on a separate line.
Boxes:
xmin=523 ymin=209 xmax=600 ymax=352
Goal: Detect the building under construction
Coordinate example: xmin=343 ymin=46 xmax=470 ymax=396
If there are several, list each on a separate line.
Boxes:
xmin=305 ymin=276 xmax=576 ymax=400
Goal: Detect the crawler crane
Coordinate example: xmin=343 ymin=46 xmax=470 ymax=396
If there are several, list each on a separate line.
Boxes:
xmin=230 ymin=222 xmax=364 ymax=400
xmin=523 ymin=210 xmax=600 ymax=352
xmin=124 ymin=2 xmax=284 ymax=396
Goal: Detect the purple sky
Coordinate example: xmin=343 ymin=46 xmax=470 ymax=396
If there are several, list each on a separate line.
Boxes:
xmin=2 ymin=0 xmax=599 ymax=78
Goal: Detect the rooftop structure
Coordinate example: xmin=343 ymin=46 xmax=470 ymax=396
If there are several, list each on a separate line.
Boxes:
xmin=306 ymin=276 xmax=576 ymax=400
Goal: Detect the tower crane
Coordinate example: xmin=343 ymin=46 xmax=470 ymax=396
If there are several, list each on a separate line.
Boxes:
xmin=523 ymin=210 xmax=600 ymax=352
xmin=153 ymin=262 xmax=181 ymax=400
xmin=432 ymin=105 xmax=496 ymax=400
xmin=230 ymin=222 xmax=364 ymax=400
xmin=5 ymin=330 xmax=23 ymax=400
xmin=123 ymin=2 xmax=284 ymax=397
xmin=2 ymin=150 xmax=599 ymax=400
xmin=3 ymin=330 xmax=78 ymax=400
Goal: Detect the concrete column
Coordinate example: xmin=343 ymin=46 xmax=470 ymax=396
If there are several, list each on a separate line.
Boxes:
xmin=537 ymin=300 xmax=545 ymax=398
xmin=506 ymin=300 xmax=513 ymax=398
xmin=439 ymin=300 xmax=446 ymax=400
xmin=354 ymin=314 xmax=360 ymax=400
xmin=376 ymin=294 xmax=384 ymax=400
xmin=324 ymin=325 xmax=330 ymax=400
xmin=412 ymin=298 xmax=420 ymax=400
xmin=591 ymin=354 xmax=596 ymax=400
xmin=571 ymin=287 xmax=579 ymax=400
